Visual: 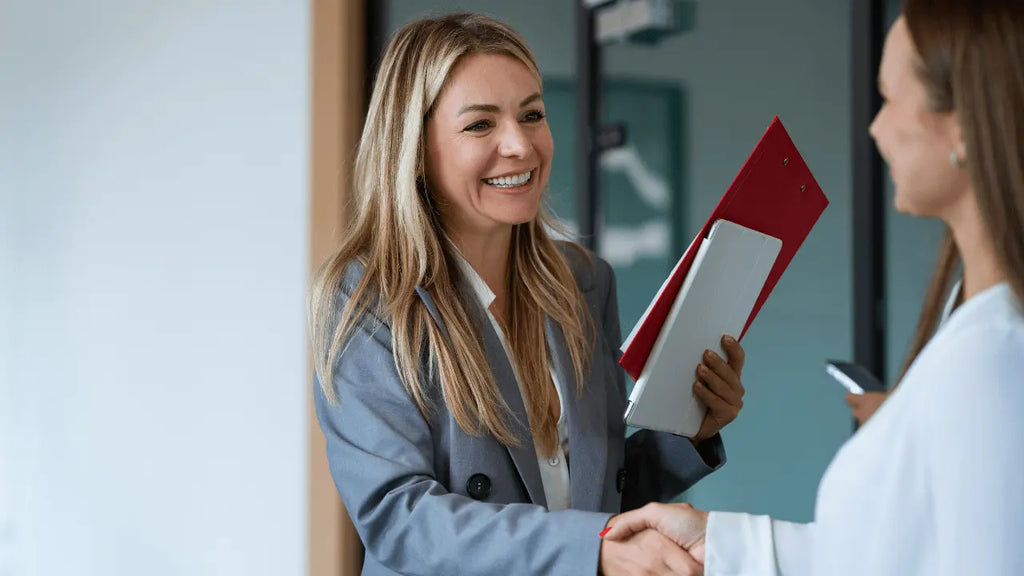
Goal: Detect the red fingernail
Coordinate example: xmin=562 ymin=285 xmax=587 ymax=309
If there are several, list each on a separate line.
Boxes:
xmin=599 ymin=526 xmax=612 ymax=538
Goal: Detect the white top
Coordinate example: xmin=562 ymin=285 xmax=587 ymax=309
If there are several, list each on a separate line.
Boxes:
xmin=450 ymin=251 xmax=572 ymax=511
xmin=706 ymin=282 xmax=1024 ymax=575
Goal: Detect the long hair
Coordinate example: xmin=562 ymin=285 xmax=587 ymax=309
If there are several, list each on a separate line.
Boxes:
xmin=309 ymin=13 xmax=594 ymax=456
xmin=898 ymin=0 xmax=1024 ymax=379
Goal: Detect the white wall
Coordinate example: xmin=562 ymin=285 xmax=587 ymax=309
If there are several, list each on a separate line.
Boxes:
xmin=1 ymin=63 xmax=15 ymax=572
xmin=0 ymin=2 xmax=310 ymax=575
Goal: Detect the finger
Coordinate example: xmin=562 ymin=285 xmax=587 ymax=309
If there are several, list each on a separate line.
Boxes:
xmin=702 ymin=349 xmax=743 ymax=395
xmin=721 ymin=334 xmax=745 ymax=374
xmin=696 ymin=363 xmax=742 ymax=406
xmin=601 ymin=505 xmax=663 ymax=541
xmin=693 ymin=381 xmax=736 ymax=420
xmin=661 ymin=540 xmax=704 ymax=576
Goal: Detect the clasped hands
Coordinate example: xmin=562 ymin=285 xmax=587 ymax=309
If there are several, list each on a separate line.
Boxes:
xmin=599 ymin=502 xmax=710 ymax=576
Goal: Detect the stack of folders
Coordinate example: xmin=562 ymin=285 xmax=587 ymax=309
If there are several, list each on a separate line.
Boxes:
xmin=621 ymin=117 xmax=830 ymax=438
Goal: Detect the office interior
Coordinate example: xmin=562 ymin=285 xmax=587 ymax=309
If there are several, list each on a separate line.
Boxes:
xmin=0 ymin=1 xmax=944 ymax=575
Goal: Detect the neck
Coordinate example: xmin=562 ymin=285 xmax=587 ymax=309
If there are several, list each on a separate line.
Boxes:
xmin=946 ymin=193 xmax=1006 ymax=300
xmin=448 ymin=224 xmax=514 ymax=305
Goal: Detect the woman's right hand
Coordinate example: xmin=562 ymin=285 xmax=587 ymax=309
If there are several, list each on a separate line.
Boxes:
xmin=599 ymin=516 xmax=704 ymax=576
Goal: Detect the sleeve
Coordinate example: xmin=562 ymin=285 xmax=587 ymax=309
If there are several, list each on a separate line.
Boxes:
xmin=313 ymin=308 xmax=612 ymax=576
xmin=924 ymin=324 xmax=1024 ymax=575
xmin=594 ymin=257 xmax=727 ymax=510
xmin=704 ymin=512 xmax=814 ymax=576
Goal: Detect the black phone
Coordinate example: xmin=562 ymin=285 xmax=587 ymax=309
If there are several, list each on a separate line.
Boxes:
xmin=824 ymin=359 xmax=887 ymax=394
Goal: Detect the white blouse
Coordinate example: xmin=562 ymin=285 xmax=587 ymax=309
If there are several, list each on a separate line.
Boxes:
xmin=706 ymin=282 xmax=1024 ymax=575
xmin=451 ymin=252 xmax=572 ymax=511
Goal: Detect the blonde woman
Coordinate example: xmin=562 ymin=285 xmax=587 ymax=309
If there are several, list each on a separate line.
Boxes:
xmin=603 ymin=1 xmax=1024 ymax=574
xmin=310 ymin=13 xmax=746 ymax=576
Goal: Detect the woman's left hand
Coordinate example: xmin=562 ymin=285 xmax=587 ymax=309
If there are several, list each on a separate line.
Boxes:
xmin=691 ymin=335 xmax=746 ymax=443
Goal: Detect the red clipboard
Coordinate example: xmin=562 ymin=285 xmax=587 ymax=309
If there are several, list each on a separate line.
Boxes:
xmin=619 ymin=117 xmax=829 ymax=380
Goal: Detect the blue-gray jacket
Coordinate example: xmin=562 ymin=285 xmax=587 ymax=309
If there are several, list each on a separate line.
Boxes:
xmin=314 ymin=244 xmax=725 ymax=575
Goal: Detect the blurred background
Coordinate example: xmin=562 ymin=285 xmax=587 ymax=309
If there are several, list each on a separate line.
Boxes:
xmin=0 ymin=0 xmax=944 ymax=575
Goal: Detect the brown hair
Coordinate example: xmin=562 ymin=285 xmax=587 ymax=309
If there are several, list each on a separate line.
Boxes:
xmin=309 ymin=13 xmax=593 ymax=456
xmin=898 ymin=0 xmax=1024 ymax=379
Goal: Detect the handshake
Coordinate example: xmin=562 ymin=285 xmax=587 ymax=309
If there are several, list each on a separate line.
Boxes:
xmin=600 ymin=502 xmax=710 ymax=576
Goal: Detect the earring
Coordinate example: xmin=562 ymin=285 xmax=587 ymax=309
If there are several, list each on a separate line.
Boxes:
xmin=949 ymin=151 xmax=962 ymax=168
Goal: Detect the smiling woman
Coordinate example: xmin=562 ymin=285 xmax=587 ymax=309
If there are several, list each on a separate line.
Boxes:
xmin=424 ymin=53 xmax=554 ymax=271
xmin=308 ymin=12 xmax=747 ymax=576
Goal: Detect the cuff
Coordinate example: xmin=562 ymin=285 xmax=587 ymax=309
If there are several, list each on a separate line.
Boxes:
xmin=705 ymin=511 xmax=778 ymax=576
xmin=568 ymin=510 xmax=615 ymax=576
xmin=653 ymin=430 xmax=727 ymax=492
xmin=693 ymin=433 xmax=726 ymax=469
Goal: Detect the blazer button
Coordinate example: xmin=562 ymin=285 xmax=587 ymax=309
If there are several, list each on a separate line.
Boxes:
xmin=466 ymin=473 xmax=492 ymax=500
xmin=616 ymin=468 xmax=628 ymax=493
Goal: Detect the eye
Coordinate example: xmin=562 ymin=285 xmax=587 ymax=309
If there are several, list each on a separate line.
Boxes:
xmin=521 ymin=109 xmax=546 ymax=123
xmin=463 ymin=119 xmax=493 ymax=132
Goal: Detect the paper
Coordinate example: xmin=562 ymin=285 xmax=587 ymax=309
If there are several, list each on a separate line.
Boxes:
xmin=625 ymin=220 xmax=782 ymax=437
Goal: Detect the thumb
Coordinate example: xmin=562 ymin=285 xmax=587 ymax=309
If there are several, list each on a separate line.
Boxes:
xmin=600 ymin=507 xmax=659 ymax=541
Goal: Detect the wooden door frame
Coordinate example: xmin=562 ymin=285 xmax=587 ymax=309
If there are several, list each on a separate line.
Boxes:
xmin=308 ymin=1 xmax=366 ymax=575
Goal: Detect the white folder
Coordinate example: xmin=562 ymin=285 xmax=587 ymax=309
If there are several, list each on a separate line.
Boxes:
xmin=624 ymin=219 xmax=782 ymax=437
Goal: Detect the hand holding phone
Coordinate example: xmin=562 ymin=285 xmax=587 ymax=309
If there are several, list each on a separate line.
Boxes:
xmin=825 ymin=359 xmax=886 ymax=395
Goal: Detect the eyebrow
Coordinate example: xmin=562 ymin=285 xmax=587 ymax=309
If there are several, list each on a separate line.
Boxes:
xmin=457 ymin=93 xmax=543 ymax=116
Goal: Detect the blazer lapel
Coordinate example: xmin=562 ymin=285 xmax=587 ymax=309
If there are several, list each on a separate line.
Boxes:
xmin=416 ymin=284 xmax=547 ymax=508
xmin=547 ymin=317 xmax=608 ymax=512
xmin=477 ymin=309 xmax=548 ymax=508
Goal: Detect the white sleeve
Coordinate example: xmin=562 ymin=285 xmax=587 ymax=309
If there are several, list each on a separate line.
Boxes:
xmin=705 ymin=512 xmax=814 ymax=576
xmin=924 ymin=325 xmax=1024 ymax=575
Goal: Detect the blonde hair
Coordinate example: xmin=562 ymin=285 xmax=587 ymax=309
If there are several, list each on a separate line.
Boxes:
xmin=309 ymin=13 xmax=594 ymax=456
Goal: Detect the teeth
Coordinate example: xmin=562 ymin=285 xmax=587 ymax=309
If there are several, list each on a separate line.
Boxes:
xmin=485 ymin=171 xmax=532 ymax=187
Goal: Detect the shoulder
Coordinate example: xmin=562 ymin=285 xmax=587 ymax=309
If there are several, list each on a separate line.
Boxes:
xmin=908 ymin=291 xmax=1024 ymax=428
xmin=923 ymin=288 xmax=1024 ymax=383
xmin=940 ymin=319 xmax=1024 ymax=386
xmin=554 ymin=240 xmax=614 ymax=295
xmin=903 ymin=292 xmax=1024 ymax=479
xmin=325 ymin=257 xmax=391 ymax=335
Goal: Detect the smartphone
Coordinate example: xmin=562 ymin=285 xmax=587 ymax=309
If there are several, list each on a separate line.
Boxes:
xmin=824 ymin=360 xmax=887 ymax=395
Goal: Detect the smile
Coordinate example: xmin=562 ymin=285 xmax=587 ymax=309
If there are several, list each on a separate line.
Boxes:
xmin=483 ymin=170 xmax=533 ymax=188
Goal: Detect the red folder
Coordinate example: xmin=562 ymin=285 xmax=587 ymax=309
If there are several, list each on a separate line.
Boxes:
xmin=619 ymin=117 xmax=829 ymax=380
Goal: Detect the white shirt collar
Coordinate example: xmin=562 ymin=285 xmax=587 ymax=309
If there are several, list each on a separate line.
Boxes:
xmin=940 ymin=278 xmax=963 ymax=325
xmin=449 ymin=243 xmax=497 ymax=311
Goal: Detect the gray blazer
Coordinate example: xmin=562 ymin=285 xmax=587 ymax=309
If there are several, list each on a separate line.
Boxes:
xmin=315 ymin=244 xmax=726 ymax=575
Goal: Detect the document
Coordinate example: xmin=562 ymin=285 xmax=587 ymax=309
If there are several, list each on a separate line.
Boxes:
xmin=620 ymin=116 xmax=830 ymax=381
xmin=624 ymin=220 xmax=781 ymax=437
xmin=620 ymin=117 xmax=830 ymax=436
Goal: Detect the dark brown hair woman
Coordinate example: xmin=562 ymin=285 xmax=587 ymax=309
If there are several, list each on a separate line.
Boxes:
xmin=601 ymin=1 xmax=1024 ymax=573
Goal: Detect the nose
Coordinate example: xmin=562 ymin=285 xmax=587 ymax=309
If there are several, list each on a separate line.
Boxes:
xmin=497 ymin=121 xmax=532 ymax=159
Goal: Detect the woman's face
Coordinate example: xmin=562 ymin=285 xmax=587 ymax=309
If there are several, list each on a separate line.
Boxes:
xmin=869 ymin=17 xmax=968 ymax=218
xmin=424 ymin=53 xmax=553 ymax=240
